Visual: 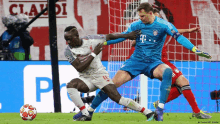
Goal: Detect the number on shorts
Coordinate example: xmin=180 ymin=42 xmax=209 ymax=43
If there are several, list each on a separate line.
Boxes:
xmin=103 ymin=76 xmax=110 ymax=82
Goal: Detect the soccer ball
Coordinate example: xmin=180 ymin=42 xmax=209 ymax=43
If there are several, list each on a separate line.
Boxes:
xmin=20 ymin=104 xmax=37 ymax=120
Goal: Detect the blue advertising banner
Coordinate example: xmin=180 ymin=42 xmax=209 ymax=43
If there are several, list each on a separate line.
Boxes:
xmin=0 ymin=61 xmax=219 ymax=113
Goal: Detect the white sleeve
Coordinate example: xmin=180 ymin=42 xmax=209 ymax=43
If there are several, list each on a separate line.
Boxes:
xmin=64 ymin=47 xmax=76 ymax=64
xmin=83 ymin=34 xmax=106 ymax=40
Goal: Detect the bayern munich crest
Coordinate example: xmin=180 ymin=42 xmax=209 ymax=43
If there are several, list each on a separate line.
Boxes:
xmin=153 ymin=30 xmax=158 ymax=36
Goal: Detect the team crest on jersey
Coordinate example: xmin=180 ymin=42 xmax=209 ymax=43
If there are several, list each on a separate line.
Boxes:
xmin=153 ymin=30 xmax=158 ymax=36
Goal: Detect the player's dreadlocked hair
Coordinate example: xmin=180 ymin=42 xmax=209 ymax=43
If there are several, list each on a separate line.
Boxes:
xmin=64 ymin=26 xmax=77 ymax=32
xmin=137 ymin=2 xmax=153 ymax=13
xmin=153 ymin=8 xmax=160 ymax=14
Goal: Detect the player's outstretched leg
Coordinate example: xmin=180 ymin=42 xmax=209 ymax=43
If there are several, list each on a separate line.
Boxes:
xmin=102 ymin=84 xmax=156 ymax=121
xmin=155 ymin=67 xmax=173 ymax=121
xmin=67 ymin=78 xmax=92 ymax=121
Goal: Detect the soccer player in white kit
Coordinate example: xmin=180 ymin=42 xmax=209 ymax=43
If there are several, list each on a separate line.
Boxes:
xmin=64 ymin=26 xmax=156 ymax=121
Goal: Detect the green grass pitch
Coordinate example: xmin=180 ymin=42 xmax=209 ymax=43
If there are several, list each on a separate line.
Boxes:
xmin=0 ymin=113 xmax=219 ymax=124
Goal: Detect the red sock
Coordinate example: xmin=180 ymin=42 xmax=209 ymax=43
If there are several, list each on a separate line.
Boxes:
xmin=182 ymin=86 xmax=200 ymax=113
xmin=166 ymin=86 xmax=181 ymax=103
xmin=79 ymin=106 xmax=86 ymax=111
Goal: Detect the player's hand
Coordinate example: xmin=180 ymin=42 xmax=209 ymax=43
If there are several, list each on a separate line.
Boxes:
xmin=127 ymin=30 xmax=141 ymax=40
xmin=93 ymin=43 xmax=104 ymax=55
xmin=192 ymin=47 xmax=212 ymax=59
xmin=188 ymin=27 xmax=200 ymax=33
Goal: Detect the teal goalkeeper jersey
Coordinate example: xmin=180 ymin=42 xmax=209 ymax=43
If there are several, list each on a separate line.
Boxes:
xmin=125 ymin=16 xmax=179 ymax=61
xmin=106 ymin=16 xmax=195 ymax=62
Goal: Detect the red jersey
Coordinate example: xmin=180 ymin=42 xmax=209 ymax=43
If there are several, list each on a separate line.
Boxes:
xmin=161 ymin=45 xmax=183 ymax=84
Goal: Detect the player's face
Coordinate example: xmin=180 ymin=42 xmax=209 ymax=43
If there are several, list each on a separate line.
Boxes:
xmin=138 ymin=9 xmax=152 ymax=23
xmin=64 ymin=29 xmax=80 ymax=47
xmin=154 ymin=12 xmax=161 ymax=18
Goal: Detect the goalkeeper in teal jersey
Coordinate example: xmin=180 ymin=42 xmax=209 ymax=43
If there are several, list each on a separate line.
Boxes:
xmin=74 ymin=3 xmax=211 ymax=121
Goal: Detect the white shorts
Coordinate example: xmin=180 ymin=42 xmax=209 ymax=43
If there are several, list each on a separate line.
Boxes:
xmin=78 ymin=74 xmax=114 ymax=92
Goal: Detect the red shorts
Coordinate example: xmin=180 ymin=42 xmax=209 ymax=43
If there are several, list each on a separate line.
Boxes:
xmin=163 ymin=60 xmax=183 ymax=85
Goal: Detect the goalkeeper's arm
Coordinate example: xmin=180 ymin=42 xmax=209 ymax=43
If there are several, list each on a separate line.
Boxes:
xmin=166 ymin=23 xmax=211 ymax=59
xmin=175 ymin=34 xmax=212 ymax=59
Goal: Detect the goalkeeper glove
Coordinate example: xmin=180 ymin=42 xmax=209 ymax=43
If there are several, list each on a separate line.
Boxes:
xmin=192 ymin=46 xmax=212 ymax=59
xmin=103 ymin=41 xmax=107 ymax=45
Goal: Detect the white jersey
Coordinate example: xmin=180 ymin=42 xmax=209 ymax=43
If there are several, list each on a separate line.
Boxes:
xmin=64 ymin=34 xmax=108 ymax=76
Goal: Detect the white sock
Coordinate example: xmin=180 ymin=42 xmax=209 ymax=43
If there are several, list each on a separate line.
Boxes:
xmin=88 ymin=106 xmax=95 ymax=112
xmin=158 ymin=103 xmax=164 ymax=109
xmin=81 ymin=107 xmax=89 ymax=116
xmin=67 ymin=88 xmax=89 ymax=116
xmin=119 ymin=97 xmax=152 ymax=115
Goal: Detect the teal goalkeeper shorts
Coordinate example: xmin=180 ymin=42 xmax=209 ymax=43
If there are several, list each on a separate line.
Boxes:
xmin=120 ymin=56 xmax=163 ymax=79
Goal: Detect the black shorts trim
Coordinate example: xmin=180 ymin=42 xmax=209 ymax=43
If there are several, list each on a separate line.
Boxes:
xmin=149 ymin=64 xmax=161 ymax=79
xmin=125 ymin=71 xmax=136 ymax=79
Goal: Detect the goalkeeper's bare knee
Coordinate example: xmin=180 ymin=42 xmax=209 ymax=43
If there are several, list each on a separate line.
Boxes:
xmin=112 ymin=70 xmax=132 ymax=87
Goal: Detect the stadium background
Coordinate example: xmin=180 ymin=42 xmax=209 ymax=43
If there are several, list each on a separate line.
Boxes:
xmin=0 ymin=0 xmax=219 ymax=114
